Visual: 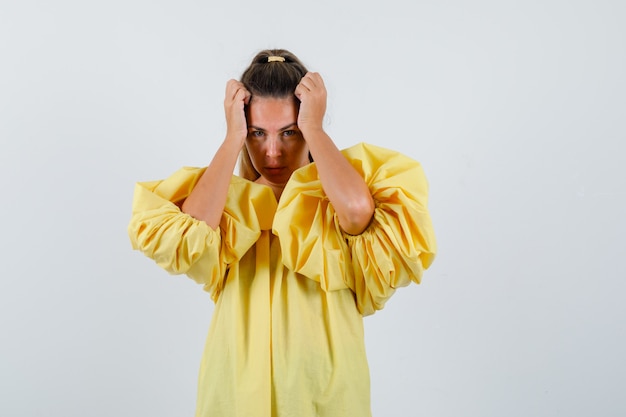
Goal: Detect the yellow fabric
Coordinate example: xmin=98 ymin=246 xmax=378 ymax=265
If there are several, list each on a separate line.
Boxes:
xmin=128 ymin=143 xmax=437 ymax=417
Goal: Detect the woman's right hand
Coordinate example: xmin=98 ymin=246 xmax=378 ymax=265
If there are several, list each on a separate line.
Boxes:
xmin=182 ymin=80 xmax=251 ymax=227
xmin=223 ymin=79 xmax=251 ymax=145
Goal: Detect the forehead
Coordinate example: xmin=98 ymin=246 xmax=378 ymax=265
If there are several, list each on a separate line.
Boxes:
xmin=247 ymin=97 xmax=298 ymax=129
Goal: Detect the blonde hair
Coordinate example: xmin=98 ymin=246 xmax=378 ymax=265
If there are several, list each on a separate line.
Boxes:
xmin=239 ymin=147 xmax=260 ymax=181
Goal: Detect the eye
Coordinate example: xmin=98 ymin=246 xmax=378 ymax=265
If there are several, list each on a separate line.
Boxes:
xmin=282 ymin=130 xmax=296 ymax=137
xmin=249 ymin=130 xmax=265 ymax=138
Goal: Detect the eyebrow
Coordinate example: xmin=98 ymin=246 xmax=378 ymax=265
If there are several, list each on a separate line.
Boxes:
xmin=248 ymin=123 xmax=298 ymax=131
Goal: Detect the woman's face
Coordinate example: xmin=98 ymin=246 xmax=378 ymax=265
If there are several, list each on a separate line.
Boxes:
xmin=245 ymin=96 xmax=310 ymax=193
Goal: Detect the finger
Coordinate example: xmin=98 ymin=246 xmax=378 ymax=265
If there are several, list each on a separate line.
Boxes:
xmin=232 ymin=89 xmax=251 ymax=110
xmin=225 ymin=79 xmax=247 ymax=102
xmin=308 ymin=72 xmax=324 ymax=88
xmin=225 ymin=79 xmax=240 ymax=95
xmin=240 ymin=90 xmax=252 ymax=107
xmin=226 ymin=86 xmax=250 ymax=108
xmin=298 ymin=75 xmax=314 ymax=91
xmin=294 ymin=83 xmax=307 ymax=101
xmin=298 ymin=72 xmax=326 ymax=95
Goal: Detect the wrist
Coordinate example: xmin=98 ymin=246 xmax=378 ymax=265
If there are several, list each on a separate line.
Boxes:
xmin=224 ymin=131 xmax=247 ymax=146
xmin=221 ymin=135 xmax=246 ymax=156
xmin=299 ymin=124 xmax=325 ymax=138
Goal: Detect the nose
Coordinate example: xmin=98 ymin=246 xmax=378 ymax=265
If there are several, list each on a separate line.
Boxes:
xmin=265 ymin=135 xmax=282 ymax=158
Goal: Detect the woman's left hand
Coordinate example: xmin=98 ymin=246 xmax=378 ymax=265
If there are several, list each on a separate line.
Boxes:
xmin=295 ymin=72 xmax=375 ymax=234
xmin=295 ymin=72 xmax=327 ymax=135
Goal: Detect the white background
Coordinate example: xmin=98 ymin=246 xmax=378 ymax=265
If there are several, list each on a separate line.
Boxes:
xmin=1 ymin=0 xmax=625 ymax=416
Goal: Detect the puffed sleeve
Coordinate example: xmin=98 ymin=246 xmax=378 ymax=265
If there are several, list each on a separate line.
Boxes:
xmin=128 ymin=167 xmax=276 ymax=301
xmin=274 ymin=143 xmax=437 ymax=316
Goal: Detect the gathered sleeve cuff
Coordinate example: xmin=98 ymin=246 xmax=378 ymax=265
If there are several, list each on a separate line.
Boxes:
xmin=127 ymin=167 xmax=274 ymax=300
xmin=274 ymin=143 xmax=437 ymax=316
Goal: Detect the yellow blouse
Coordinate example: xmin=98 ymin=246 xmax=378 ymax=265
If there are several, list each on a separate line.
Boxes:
xmin=127 ymin=143 xmax=437 ymax=417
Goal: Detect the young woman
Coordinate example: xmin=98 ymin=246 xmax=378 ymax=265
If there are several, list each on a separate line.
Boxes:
xmin=128 ymin=48 xmax=437 ymax=417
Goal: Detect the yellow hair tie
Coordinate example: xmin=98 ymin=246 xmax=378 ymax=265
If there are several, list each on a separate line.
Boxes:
xmin=267 ymin=56 xmax=285 ymax=62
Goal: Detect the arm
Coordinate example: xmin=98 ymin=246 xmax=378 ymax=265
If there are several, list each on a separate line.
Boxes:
xmin=181 ymin=80 xmax=251 ymax=229
xmin=295 ymin=72 xmax=375 ymax=235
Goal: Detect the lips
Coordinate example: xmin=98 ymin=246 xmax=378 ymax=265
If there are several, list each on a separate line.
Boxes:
xmin=263 ymin=166 xmax=288 ymax=179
